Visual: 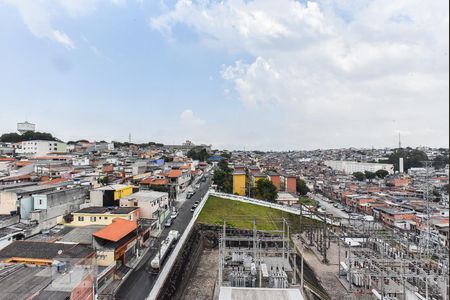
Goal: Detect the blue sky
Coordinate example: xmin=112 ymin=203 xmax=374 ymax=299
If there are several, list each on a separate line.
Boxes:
xmin=0 ymin=0 xmax=448 ymax=150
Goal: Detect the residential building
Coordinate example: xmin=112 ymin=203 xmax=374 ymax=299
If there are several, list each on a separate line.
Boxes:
xmin=285 ymin=175 xmax=297 ymax=194
xmin=89 ymin=184 xmax=133 ymax=207
xmin=29 ymin=186 xmax=88 ymax=230
xmin=92 ymin=219 xmax=138 ymax=267
xmin=233 ymin=171 xmax=246 ymax=196
xmin=324 ymin=160 xmax=394 ymax=174
xmin=268 ymin=172 xmax=281 ymax=191
xmin=16 ymin=140 xmax=68 ymax=156
xmin=119 ymin=190 xmax=169 ymax=221
xmin=69 ymin=206 xmax=140 ymax=227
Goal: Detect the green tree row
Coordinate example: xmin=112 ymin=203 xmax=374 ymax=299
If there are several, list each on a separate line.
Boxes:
xmin=0 ymin=131 xmax=58 ymax=143
xmin=353 ymin=169 xmax=389 ymax=181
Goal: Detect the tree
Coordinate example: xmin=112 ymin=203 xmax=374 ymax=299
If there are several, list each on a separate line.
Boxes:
xmin=296 ymin=178 xmax=310 ymax=196
xmin=433 ymin=155 xmax=449 ymax=169
xmin=387 ymin=149 xmax=428 ymax=171
xmin=253 ymin=179 xmax=278 ymax=202
xmin=0 ymin=132 xmax=22 ymax=143
xmin=187 ymin=147 xmax=209 ymax=162
xmin=0 ymin=131 xmax=58 ymax=143
xmin=212 ymin=161 xmax=232 ymax=193
xmin=353 ymin=172 xmax=366 ymax=181
xmin=364 ymin=171 xmax=376 ymax=180
xmin=217 ymin=160 xmax=231 ymax=173
xmin=375 ymin=169 xmax=389 ymax=179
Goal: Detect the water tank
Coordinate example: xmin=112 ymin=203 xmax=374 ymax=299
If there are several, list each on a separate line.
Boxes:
xmin=17 ymin=121 xmax=35 ymax=134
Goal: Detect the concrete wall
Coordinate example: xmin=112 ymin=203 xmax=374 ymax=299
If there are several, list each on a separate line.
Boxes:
xmin=33 ymin=194 xmax=47 ymax=210
xmin=20 ymin=197 xmax=34 ymax=219
xmin=96 ymin=250 xmax=115 ymax=267
xmin=89 ymin=190 xmax=104 ymax=206
xmin=0 ymin=192 xmax=17 ymax=215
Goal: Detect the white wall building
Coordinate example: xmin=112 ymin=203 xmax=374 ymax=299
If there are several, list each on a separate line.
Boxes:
xmin=72 ymin=157 xmax=90 ymax=166
xmin=16 ymin=140 xmax=67 ymax=156
xmin=324 ymin=160 xmax=394 ymax=174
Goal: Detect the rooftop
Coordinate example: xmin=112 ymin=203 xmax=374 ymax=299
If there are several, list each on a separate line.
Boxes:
xmin=93 ymin=219 xmax=137 ymax=242
xmin=74 ymin=206 xmax=138 ymax=215
xmin=0 ymin=265 xmax=52 ymax=299
xmin=0 ymin=241 xmax=94 ymax=261
xmin=122 ymin=190 xmax=167 ymax=202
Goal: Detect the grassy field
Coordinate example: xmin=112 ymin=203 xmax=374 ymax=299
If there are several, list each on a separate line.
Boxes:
xmin=197 ymin=195 xmax=316 ymax=232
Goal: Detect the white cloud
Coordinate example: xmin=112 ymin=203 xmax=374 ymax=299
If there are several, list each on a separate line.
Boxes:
xmin=180 ymin=109 xmax=206 ymax=126
xmin=152 ymin=0 xmax=449 ymax=149
xmin=1 ymin=0 xmax=126 ymax=49
xmin=52 ymin=29 xmax=75 ymax=49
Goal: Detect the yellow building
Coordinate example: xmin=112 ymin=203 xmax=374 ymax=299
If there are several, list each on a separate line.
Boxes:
xmin=233 ymin=171 xmax=246 ymax=196
xmin=114 ymin=185 xmax=133 ymax=200
xmin=69 ymin=207 xmax=139 ymax=227
xmin=90 ymin=184 xmax=133 ymax=207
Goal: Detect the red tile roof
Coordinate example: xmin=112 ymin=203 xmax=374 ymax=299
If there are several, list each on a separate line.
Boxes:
xmin=140 ymin=178 xmax=169 ymax=185
xmin=0 ymin=158 xmax=16 ymax=162
xmin=167 ymin=169 xmax=182 ymax=178
xmin=40 ymin=178 xmax=68 ymax=185
xmin=93 ymin=219 xmax=137 ymax=242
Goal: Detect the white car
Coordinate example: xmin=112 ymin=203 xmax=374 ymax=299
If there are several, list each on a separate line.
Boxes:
xmin=170 ymin=212 xmax=178 ymax=219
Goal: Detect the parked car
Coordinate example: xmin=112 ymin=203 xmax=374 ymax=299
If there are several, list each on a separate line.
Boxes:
xmin=186 ymin=191 xmax=194 ymax=199
xmin=193 ymin=201 xmax=200 ymax=207
xmin=171 ymin=211 xmax=178 ymax=219
xmin=165 ymin=218 xmax=173 ymax=227
xmin=190 ymin=206 xmax=196 ymax=212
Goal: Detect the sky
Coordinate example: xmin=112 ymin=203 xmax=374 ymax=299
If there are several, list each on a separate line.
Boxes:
xmin=0 ymin=0 xmax=448 ymax=151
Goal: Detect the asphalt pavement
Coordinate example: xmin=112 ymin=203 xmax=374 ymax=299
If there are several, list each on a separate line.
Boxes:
xmin=309 ymin=193 xmax=349 ymax=219
xmin=114 ymin=176 xmax=211 ymax=300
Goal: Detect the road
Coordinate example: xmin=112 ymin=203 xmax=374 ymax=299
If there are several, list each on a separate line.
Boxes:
xmin=308 ymin=193 xmax=349 ymax=219
xmin=114 ymin=175 xmax=211 ymax=300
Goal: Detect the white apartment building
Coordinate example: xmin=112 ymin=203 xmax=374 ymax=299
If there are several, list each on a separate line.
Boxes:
xmin=16 ymin=140 xmax=67 ymax=156
xmin=324 ymin=160 xmax=394 ymax=174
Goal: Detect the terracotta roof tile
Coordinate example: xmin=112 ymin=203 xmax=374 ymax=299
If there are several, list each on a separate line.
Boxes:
xmin=93 ymin=219 xmax=137 ymax=242
xmin=167 ymin=169 xmax=182 ymax=178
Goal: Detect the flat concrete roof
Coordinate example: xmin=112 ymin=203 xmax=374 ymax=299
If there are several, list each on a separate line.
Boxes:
xmin=219 ymin=287 xmax=304 ymax=300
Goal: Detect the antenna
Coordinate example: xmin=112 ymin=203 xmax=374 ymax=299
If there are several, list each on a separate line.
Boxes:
xmin=129 ymin=133 xmax=131 ymax=143
xmin=398 ymin=132 xmax=402 ymax=149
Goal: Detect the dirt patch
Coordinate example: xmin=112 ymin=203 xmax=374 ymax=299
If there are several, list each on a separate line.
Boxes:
xmin=181 ymin=248 xmax=219 ymax=300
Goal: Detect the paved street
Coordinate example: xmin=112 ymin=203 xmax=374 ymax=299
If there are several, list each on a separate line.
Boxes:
xmin=308 ymin=193 xmax=349 ymax=219
xmin=114 ymin=175 xmax=211 ymax=300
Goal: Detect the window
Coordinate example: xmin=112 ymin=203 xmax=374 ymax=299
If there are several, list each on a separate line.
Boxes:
xmin=99 ymin=217 xmax=102 ymax=220
xmin=90 ymin=216 xmax=96 ymax=222
xmin=128 ymin=216 xmax=131 ymax=220
xmin=39 ymin=199 xmax=42 ymax=205
xmin=104 ymin=217 xmax=108 ymax=220
xmin=78 ymin=216 xmax=84 ymax=221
